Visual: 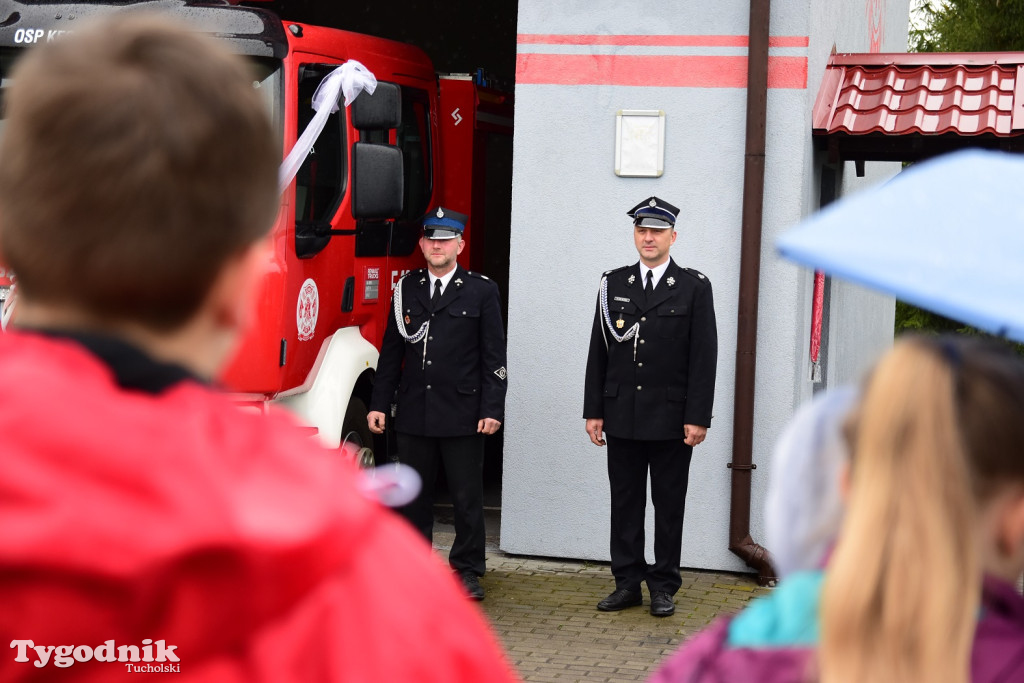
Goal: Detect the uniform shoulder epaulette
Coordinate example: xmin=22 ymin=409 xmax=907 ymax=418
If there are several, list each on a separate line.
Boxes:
xmin=466 ymin=270 xmax=490 ymax=281
xmin=399 ymin=269 xmax=428 ymax=287
xmin=602 ymin=265 xmax=631 ymax=277
xmin=681 ymin=267 xmax=708 ymax=281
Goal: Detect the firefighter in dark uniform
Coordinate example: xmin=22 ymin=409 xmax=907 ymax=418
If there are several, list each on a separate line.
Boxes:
xmin=583 ymin=196 xmax=718 ymax=617
xmin=368 ymin=207 xmax=507 ymax=601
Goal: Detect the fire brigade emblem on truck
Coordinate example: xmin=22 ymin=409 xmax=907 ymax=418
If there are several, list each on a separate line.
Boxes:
xmin=296 ymin=278 xmax=319 ymax=341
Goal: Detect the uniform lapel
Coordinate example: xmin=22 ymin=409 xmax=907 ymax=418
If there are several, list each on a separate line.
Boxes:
xmin=407 ymin=270 xmax=431 ymax=311
xmin=432 ymin=265 xmax=465 ymax=313
xmin=624 ymin=263 xmax=643 ymax=305
xmin=641 ymin=259 xmax=679 ymax=312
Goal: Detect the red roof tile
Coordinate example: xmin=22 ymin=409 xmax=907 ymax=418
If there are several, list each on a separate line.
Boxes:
xmin=812 ymin=52 xmax=1024 ymax=137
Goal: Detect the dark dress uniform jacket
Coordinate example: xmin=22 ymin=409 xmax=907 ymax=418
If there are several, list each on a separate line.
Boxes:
xmin=583 ymin=259 xmax=717 ymax=441
xmin=370 ymin=265 xmax=507 ymax=438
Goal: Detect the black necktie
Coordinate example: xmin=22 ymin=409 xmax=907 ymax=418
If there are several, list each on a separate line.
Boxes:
xmin=645 ymin=270 xmax=654 ymax=298
xmin=431 ymin=279 xmax=442 ymax=309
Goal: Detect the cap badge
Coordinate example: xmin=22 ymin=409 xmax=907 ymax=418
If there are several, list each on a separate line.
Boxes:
xmin=648 ymin=199 xmax=657 ymax=207
xmin=627 ymin=274 xmax=635 ymax=285
xmin=436 ymin=207 xmax=444 ymax=218
xmin=666 ymin=276 xmax=676 ymax=287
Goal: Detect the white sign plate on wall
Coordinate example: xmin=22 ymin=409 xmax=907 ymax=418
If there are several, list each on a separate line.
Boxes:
xmin=614 ymin=110 xmax=665 ymax=177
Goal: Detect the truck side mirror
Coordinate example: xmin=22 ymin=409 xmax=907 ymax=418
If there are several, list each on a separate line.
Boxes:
xmin=352 ymin=82 xmax=402 ymax=130
xmin=352 ymin=142 xmax=404 ymax=219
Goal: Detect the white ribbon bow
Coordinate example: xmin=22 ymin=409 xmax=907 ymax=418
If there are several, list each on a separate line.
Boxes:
xmin=277 ymin=60 xmax=378 ymax=194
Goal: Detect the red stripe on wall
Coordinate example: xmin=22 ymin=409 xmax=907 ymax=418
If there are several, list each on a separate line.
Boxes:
xmin=516 ymin=34 xmax=809 ymax=48
xmin=516 ymin=54 xmax=808 ymax=89
xmin=770 ymin=36 xmax=810 ymax=48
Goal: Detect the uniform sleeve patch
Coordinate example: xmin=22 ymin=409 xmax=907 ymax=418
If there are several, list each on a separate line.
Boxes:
xmin=494 ymin=367 xmax=507 ymax=380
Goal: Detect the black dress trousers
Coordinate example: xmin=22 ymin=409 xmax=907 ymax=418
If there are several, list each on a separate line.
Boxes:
xmin=606 ymin=436 xmax=693 ymax=594
xmin=396 ymin=432 xmax=486 ymax=576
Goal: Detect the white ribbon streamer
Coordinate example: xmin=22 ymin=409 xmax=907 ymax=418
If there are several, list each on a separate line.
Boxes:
xmin=277 ymin=60 xmax=378 ymax=194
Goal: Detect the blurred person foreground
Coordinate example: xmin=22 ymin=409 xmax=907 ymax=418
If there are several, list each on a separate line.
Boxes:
xmin=0 ymin=14 xmax=517 ymax=682
xmin=652 ymin=335 xmax=1024 ymax=683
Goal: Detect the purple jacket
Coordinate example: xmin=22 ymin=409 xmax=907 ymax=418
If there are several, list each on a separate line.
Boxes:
xmin=973 ymin=575 xmax=1024 ymax=681
xmin=650 ymin=573 xmax=1024 ymax=683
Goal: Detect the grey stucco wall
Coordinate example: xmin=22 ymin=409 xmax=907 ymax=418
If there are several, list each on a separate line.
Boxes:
xmin=502 ymin=0 xmax=908 ymax=573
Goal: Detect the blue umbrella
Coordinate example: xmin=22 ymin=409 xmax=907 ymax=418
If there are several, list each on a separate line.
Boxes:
xmin=776 ymin=148 xmax=1024 ymax=343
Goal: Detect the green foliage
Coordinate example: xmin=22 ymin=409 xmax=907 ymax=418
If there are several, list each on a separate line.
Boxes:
xmin=911 ymin=0 xmax=1024 ymax=52
xmin=895 ymin=301 xmax=1024 ymax=353
xmin=895 ymin=301 xmax=970 ymax=334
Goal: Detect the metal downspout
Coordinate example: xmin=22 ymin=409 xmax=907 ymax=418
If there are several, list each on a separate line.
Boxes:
xmin=729 ymin=0 xmax=776 ymax=586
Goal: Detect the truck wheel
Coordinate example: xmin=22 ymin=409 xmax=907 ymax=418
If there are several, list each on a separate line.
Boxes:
xmin=341 ymin=396 xmax=375 ymax=469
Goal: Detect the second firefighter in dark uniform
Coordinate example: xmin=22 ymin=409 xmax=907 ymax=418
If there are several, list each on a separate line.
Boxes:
xmin=368 ymin=207 xmax=507 ymax=601
xmin=584 ymin=196 xmax=718 ymax=617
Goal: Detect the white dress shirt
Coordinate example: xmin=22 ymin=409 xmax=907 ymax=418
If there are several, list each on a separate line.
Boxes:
xmin=428 ymin=267 xmax=458 ymax=297
xmin=639 ymin=260 xmax=671 ymax=290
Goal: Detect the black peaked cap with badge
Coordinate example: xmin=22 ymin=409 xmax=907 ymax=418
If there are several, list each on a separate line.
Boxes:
xmin=422 ymin=206 xmax=468 ymax=240
xmin=628 ymin=196 xmax=680 ymax=229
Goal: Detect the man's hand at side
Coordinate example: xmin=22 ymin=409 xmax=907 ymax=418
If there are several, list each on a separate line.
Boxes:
xmin=586 ymin=418 xmax=605 ymax=447
xmin=478 ymin=418 xmax=502 ymax=435
xmin=367 ymin=411 xmax=387 ymax=434
xmin=684 ymin=424 xmax=707 ymax=447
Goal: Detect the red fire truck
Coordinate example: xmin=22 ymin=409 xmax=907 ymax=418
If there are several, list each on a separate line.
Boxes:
xmin=0 ymin=0 xmax=514 ymax=465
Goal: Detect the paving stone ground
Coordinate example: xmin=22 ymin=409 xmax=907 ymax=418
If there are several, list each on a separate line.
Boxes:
xmin=433 ymin=509 xmax=771 ymax=683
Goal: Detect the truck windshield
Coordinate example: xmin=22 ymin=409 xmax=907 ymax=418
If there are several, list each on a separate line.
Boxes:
xmin=0 ymin=47 xmax=283 ymax=147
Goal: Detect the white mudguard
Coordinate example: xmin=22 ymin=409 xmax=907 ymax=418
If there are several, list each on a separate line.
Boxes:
xmin=276 ymin=327 xmax=378 ymax=449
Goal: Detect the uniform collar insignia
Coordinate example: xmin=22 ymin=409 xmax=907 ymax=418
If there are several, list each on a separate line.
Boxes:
xmin=419 ymin=277 xmax=427 ymax=284
xmin=627 ymin=274 xmax=635 ymax=286
xmin=454 ymin=278 xmax=463 ymax=287
xmin=666 ymin=276 xmax=676 ymax=287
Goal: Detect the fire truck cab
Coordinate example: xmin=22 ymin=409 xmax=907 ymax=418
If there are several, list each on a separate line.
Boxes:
xmin=0 ymin=0 xmax=514 ymax=466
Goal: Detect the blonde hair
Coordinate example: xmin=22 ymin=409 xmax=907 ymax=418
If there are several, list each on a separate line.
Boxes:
xmin=820 ymin=335 xmax=1024 ymax=683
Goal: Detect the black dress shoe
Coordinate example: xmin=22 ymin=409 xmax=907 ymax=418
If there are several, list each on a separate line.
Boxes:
xmin=596 ymin=588 xmax=642 ymax=611
xmin=650 ymin=591 xmax=675 ymax=617
xmin=458 ymin=571 xmax=485 ymax=601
